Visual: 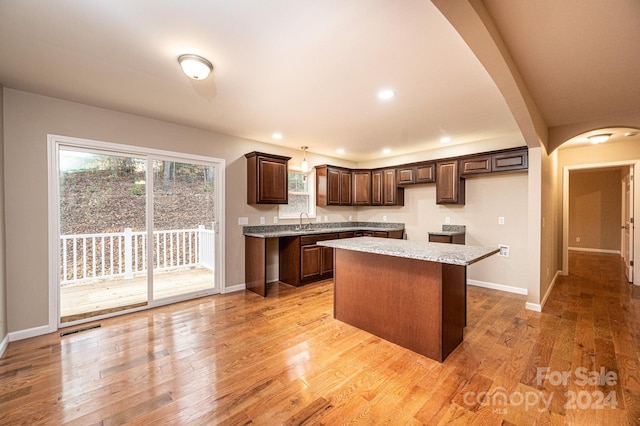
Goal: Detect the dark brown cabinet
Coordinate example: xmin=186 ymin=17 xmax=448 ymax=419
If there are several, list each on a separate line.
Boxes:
xmin=493 ymin=149 xmax=528 ymax=172
xmin=371 ymin=168 xmax=404 ymax=206
xmin=460 ymin=155 xmax=492 ymax=175
xmin=460 ymin=148 xmax=528 ymax=177
xmin=352 ymin=170 xmax=371 ymax=205
xmin=428 ymin=233 xmax=465 ymax=244
xmin=316 ymin=166 xmax=352 ymax=206
xmin=436 ymin=161 xmax=465 ymax=205
xmin=245 ymin=152 xmax=291 ymax=204
xmin=280 ymin=232 xmax=338 ymax=285
xmin=397 ymin=163 xmax=435 ymax=185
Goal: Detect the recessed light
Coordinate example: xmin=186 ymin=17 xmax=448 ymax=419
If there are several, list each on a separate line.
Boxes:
xmin=272 ymin=132 xmax=283 ymax=140
xmin=377 ymin=89 xmax=396 ymax=100
xmin=382 ymin=148 xmax=392 ymax=154
xmin=440 ymin=136 xmax=451 ymax=143
xmin=336 ymin=148 xmax=345 ymax=154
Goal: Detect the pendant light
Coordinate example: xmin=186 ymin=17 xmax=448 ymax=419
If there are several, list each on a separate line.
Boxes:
xmin=301 ymin=146 xmax=309 ymax=172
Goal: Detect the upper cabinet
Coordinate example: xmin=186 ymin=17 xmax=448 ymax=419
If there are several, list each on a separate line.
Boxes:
xmin=436 ymin=160 xmax=465 ymax=205
xmin=460 ymin=148 xmax=528 ymax=176
xmin=372 ymin=168 xmax=404 ymax=206
xmin=316 ymin=166 xmax=352 ymax=206
xmin=245 ymin=152 xmax=291 ymax=204
xmin=352 ymin=170 xmax=371 ymax=206
xmin=397 ymin=162 xmax=435 ymax=185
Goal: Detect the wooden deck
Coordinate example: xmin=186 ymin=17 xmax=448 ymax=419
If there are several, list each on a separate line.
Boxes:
xmin=60 ymin=268 xmax=215 ymax=321
xmin=2 ymin=252 xmax=639 ymax=424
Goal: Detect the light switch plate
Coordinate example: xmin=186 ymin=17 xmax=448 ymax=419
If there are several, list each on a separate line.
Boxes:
xmin=273 ymin=216 xmax=278 ymax=224
xmin=445 ymin=216 xmax=450 ymax=224
xmin=498 ymin=217 xmax=505 ymax=225
xmin=260 ymin=217 xmax=265 ymax=225
xmin=238 ymin=217 xmax=249 ymax=225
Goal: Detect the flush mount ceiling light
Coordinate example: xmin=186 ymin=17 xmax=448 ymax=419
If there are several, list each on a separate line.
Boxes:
xmin=382 ymin=148 xmax=392 ymax=154
xmin=588 ymin=133 xmax=612 ymax=144
xmin=301 ymin=146 xmax=309 ymax=172
xmin=336 ymin=148 xmax=345 ymax=154
xmin=440 ymin=136 xmax=451 ymax=143
xmin=178 ymin=54 xmax=213 ymax=80
xmin=272 ymin=132 xmax=283 ymax=140
xmin=377 ymin=89 xmax=396 ymax=100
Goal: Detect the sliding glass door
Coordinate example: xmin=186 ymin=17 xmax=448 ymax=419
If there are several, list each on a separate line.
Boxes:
xmin=151 ymin=159 xmax=216 ymax=301
xmin=52 ymin=136 xmax=223 ymax=326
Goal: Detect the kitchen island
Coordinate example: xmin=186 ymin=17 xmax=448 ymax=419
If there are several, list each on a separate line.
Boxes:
xmin=317 ymin=237 xmax=498 ymax=362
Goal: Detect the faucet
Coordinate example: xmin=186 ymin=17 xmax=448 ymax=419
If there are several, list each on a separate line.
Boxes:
xmin=299 ymin=212 xmax=313 ymax=230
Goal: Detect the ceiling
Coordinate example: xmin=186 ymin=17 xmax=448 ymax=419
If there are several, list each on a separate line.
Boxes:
xmin=0 ymin=1 xmax=638 ymax=161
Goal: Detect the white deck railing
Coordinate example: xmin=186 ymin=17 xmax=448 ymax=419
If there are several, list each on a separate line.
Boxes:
xmin=60 ymin=226 xmax=215 ymax=285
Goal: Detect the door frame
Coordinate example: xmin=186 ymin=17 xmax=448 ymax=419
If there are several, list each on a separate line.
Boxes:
xmin=47 ymin=134 xmax=226 ymax=329
xmin=562 ymin=160 xmax=639 ymax=284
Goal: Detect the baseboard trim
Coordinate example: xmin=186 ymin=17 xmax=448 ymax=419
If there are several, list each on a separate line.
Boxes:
xmin=223 ymin=283 xmax=246 ymax=294
xmin=525 ymin=270 xmax=561 ymax=313
xmin=568 ymin=247 xmax=621 ymax=255
xmin=0 ymin=333 xmax=9 ymax=358
xmin=8 ymin=324 xmax=55 ymax=342
xmin=467 ymin=279 xmax=528 ymax=295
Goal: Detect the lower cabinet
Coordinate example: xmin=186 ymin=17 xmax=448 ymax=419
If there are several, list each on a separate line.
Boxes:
xmin=279 ymin=229 xmax=403 ymax=286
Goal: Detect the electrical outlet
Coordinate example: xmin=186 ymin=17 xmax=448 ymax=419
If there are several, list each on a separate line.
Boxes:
xmin=498 ymin=217 xmax=505 ymax=225
xmin=260 ymin=217 xmax=265 ymax=225
xmin=576 ymin=237 xmax=581 ymax=242
xmin=383 ymin=215 xmax=388 ymax=222
xmin=273 ymin=216 xmax=278 ymax=224
xmin=324 ymin=215 xmax=328 ymax=222
xmin=445 ymin=216 xmax=451 ymax=224
xmin=498 ymin=244 xmax=510 ymax=257
xmin=238 ymin=217 xmax=249 ymax=225
xmin=316 ymin=216 xmax=321 ymax=222
xmin=349 ymin=215 xmax=353 ymax=221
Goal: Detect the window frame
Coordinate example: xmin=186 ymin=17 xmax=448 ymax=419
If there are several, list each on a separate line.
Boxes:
xmin=278 ymin=168 xmax=316 ymax=219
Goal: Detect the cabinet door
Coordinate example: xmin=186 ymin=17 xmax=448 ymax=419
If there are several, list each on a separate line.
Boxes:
xmin=321 ymin=246 xmax=334 ymax=275
xmin=352 ymin=171 xmax=371 ymax=205
xmin=460 ymin=156 xmax=492 ymax=175
xmin=382 ymin=169 xmax=397 ymax=205
xmin=371 ymin=170 xmax=383 ymax=205
xmin=415 ymin=163 xmax=435 ymax=183
xmin=397 ymin=167 xmax=415 ymax=185
xmin=258 ymin=157 xmax=289 ymax=203
xmin=436 ymin=161 xmax=465 ymax=204
xmin=340 ymin=171 xmax=352 ymax=205
xmin=492 ymin=149 xmax=528 ymax=172
xmin=327 ymin=169 xmax=341 ymax=205
xmin=301 ymin=245 xmax=321 ymax=280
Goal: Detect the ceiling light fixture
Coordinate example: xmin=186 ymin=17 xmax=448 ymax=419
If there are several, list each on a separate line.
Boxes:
xmin=377 ymin=89 xmax=396 ymax=100
xmin=301 ymin=146 xmax=309 ymax=172
xmin=336 ymin=148 xmax=345 ymax=154
xmin=382 ymin=148 xmax=391 ymax=154
xmin=440 ymin=136 xmax=451 ymax=143
xmin=588 ymin=133 xmax=612 ymax=144
xmin=272 ymin=132 xmax=283 ymax=140
xmin=178 ymin=54 xmax=213 ymax=80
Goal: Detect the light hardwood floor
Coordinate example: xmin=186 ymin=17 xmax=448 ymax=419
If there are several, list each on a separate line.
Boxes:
xmin=1 ymin=252 xmax=639 ymax=425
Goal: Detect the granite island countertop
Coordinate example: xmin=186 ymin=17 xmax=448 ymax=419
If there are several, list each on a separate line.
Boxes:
xmin=243 ymin=221 xmax=404 ymax=238
xmin=318 ymin=237 xmax=498 ymax=266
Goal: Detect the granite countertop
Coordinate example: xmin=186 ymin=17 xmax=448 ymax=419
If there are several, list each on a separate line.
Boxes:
xmin=318 ymin=237 xmax=498 ymax=266
xmin=243 ymin=221 xmax=404 ymax=238
xmin=428 ymin=224 xmax=466 ymax=236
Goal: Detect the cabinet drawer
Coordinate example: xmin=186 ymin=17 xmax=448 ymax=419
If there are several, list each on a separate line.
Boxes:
xmin=429 ymin=234 xmax=452 ymax=243
xmin=460 ymin=156 xmax=492 ymax=175
xmin=338 ymin=231 xmax=355 ymax=239
xmin=300 ymin=233 xmax=339 ymax=246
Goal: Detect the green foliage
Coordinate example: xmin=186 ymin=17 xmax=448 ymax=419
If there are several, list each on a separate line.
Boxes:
xmin=130 ymin=183 xmax=145 ymax=196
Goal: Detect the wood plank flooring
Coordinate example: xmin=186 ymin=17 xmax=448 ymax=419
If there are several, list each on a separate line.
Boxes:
xmin=1 ymin=251 xmax=640 ymax=425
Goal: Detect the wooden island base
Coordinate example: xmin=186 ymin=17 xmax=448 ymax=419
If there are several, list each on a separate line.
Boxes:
xmin=333 ymin=248 xmax=466 ymax=362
